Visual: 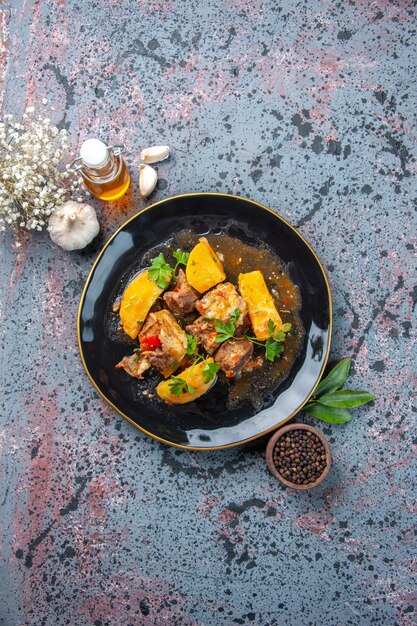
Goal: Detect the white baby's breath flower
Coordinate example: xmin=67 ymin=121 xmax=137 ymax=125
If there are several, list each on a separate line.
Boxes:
xmin=0 ymin=109 xmax=84 ymax=233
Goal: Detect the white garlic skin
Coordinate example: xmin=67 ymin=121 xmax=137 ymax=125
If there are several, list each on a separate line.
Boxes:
xmin=48 ymin=200 xmax=100 ymax=251
xmin=140 ymin=145 xmax=170 ymax=164
xmin=139 ymin=163 xmax=158 ymax=197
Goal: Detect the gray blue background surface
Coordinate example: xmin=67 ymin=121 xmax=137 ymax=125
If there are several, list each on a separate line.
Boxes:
xmin=1 ymin=1 xmax=416 ymax=624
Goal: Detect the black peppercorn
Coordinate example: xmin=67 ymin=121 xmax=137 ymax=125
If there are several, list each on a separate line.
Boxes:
xmin=272 ymin=429 xmax=328 ymax=485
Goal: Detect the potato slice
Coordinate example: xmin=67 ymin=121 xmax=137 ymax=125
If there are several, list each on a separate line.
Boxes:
xmin=186 ymin=237 xmax=226 ymax=293
xmin=119 ymin=270 xmax=164 ymax=340
xmin=156 ymin=358 xmax=217 ymax=405
xmin=238 ymin=270 xmax=282 ymax=340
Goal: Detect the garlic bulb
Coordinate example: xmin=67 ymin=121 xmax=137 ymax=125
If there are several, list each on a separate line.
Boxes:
xmin=139 ymin=163 xmax=158 ymax=197
xmin=140 ymin=145 xmax=170 ymax=164
xmin=48 ymin=200 xmax=100 ymax=251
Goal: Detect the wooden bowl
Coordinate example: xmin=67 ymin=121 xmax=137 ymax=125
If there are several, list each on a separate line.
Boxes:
xmin=266 ymin=423 xmax=331 ymax=489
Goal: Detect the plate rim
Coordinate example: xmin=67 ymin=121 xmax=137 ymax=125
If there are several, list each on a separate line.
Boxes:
xmin=77 ymin=192 xmax=333 ymax=450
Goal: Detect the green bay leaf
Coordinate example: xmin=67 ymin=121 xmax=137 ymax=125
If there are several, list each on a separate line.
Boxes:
xmin=303 ymin=402 xmax=352 ymax=423
xmin=318 ymin=389 xmax=376 ymax=408
xmin=314 ymin=358 xmax=351 ymax=398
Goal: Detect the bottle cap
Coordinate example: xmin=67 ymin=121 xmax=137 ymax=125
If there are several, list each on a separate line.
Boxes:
xmin=80 ymin=138 xmax=108 ymax=169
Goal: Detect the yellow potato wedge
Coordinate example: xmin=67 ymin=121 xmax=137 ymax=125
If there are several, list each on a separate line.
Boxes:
xmin=238 ymin=270 xmax=282 ymax=340
xmin=156 ymin=358 xmax=217 ymax=405
xmin=119 ymin=270 xmax=164 ymax=340
xmin=186 ymin=237 xmax=226 ymax=293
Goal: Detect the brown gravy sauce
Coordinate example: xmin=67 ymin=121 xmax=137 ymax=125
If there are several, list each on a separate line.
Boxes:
xmin=142 ymin=230 xmax=305 ymax=411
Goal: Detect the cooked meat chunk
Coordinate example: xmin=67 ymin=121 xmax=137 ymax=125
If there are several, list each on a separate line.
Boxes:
xmin=139 ymin=309 xmax=187 ymax=378
xmin=187 ymin=283 xmax=249 ymax=354
xmin=139 ymin=312 xmax=161 ymax=344
xmin=214 ymin=339 xmax=253 ymax=378
xmin=186 ymin=284 xmax=249 ymax=354
xmin=163 ymin=269 xmax=199 ymax=315
xmin=117 ymin=310 xmax=187 ymax=380
xmin=186 ymin=317 xmax=219 ymax=354
xmin=116 ymin=353 xmax=151 ymax=379
xmin=195 ymin=282 xmax=248 ymax=330
xmin=243 ymin=355 xmax=264 ymax=373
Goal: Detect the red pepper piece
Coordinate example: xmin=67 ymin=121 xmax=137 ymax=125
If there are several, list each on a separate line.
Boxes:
xmin=140 ymin=335 xmax=162 ymax=351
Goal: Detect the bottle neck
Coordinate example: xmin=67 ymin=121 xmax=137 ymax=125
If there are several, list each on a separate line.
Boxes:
xmin=72 ymin=145 xmax=125 ymax=186
xmin=82 ymin=150 xmax=117 ymax=182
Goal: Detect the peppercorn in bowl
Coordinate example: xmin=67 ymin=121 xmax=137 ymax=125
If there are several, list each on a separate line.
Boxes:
xmin=266 ymin=423 xmax=331 ymax=489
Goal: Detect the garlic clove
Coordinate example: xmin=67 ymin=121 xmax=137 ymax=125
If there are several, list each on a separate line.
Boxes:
xmin=140 ymin=145 xmax=170 ymax=164
xmin=48 ymin=200 xmax=100 ymax=251
xmin=139 ymin=163 xmax=158 ymax=197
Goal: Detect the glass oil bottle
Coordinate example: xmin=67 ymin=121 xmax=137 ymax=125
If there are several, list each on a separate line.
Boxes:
xmin=72 ymin=138 xmax=131 ymax=201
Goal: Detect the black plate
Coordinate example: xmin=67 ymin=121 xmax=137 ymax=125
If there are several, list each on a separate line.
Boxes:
xmin=78 ymin=193 xmax=332 ymax=450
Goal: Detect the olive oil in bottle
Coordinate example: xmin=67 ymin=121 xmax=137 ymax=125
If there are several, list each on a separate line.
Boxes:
xmin=73 ymin=139 xmax=130 ymax=201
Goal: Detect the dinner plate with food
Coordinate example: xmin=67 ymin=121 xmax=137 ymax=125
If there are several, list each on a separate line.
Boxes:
xmin=78 ymin=193 xmax=332 ymax=450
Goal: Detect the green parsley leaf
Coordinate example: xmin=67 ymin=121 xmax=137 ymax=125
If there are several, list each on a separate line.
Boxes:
xmin=214 ymin=319 xmax=236 ymax=343
xmin=214 ymin=308 xmax=241 ymax=343
xmin=280 ymin=322 xmax=292 ymax=333
xmin=186 ymin=334 xmax=198 ymax=356
xmin=267 ymin=319 xmax=276 ymax=336
xmin=229 ymin=308 xmax=241 ymax=325
xmin=265 ymin=338 xmax=284 ymax=362
xmin=203 ymin=362 xmax=220 ymax=383
xmin=148 ymin=254 xmax=174 ymax=289
xmin=168 ymin=376 xmax=186 ymax=397
xmin=168 ymin=373 xmax=197 ymax=397
xmin=173 ymin=249 xmax=190 ymax=267
xmin=273 ymin=331 xmax=286 ymax=342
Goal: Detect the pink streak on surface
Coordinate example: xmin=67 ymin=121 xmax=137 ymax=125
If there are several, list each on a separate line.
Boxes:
xmin=0 ymin=6 xmax=10 ymax=111
xmin=76 ymin=576 xmax=199 ymax=626
xmin=198 ymin=494 xmax=221 ymax=518
xmin=7 ymin=233 xmax=32 ymax=304
xmin=217 ymin=508 xmax=238 ymax=526
xmin=294 ymin=509 xmax=333 ymax=540
xmin=13 ymin=393 xmax=58 ymax=573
